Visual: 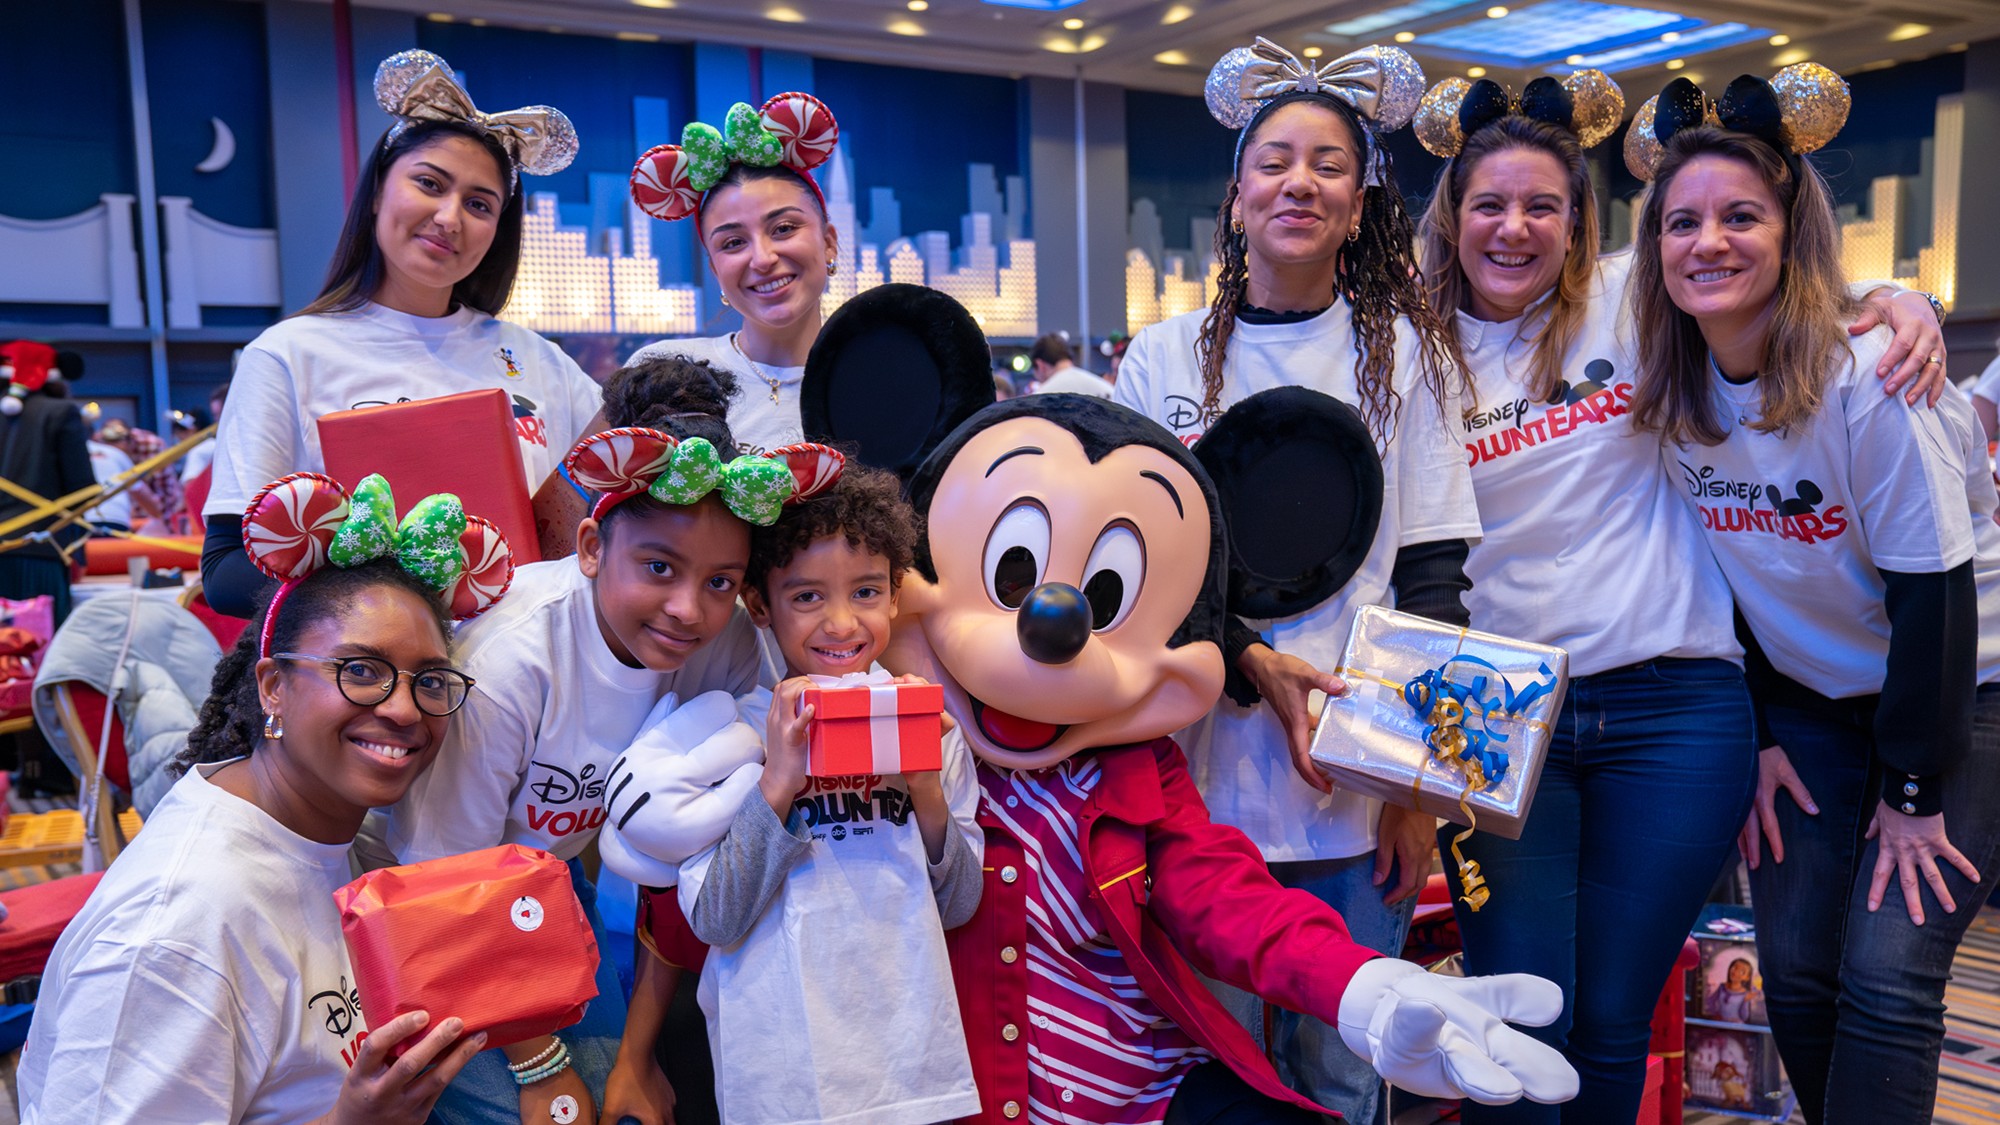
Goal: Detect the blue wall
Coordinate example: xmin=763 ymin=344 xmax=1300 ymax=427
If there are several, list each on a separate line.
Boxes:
xmin=0 ymin=0 xmax=136 ymax=220
xmin=144 ymin=0 xmax=274 ymax=229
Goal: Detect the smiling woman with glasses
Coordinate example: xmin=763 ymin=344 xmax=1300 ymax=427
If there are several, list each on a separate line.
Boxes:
xmin=272 ymin=652 xmax=475 ymax=718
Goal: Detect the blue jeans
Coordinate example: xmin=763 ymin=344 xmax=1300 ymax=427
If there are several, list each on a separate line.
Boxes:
xmin=1749 ymin=685 xmax=2000 ymax=1125
xmin=1210 ymin=848 xmax=1418 ymax=1125
xmin=428 ymin=858 xmax=629 ymax=1125
xmin=1447 ymin=658 xmax=1757 ymax=1125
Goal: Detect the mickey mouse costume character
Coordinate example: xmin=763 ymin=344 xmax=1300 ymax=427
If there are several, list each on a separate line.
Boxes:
xmin=798 ymin=289 xmax=1578 ymax=1124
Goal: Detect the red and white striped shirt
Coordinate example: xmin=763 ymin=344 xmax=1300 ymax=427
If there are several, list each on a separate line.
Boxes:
xmin=979 ymin=759 xmax=1213 ymax=1124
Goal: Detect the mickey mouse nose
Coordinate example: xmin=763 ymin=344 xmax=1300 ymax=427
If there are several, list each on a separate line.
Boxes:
xmin=1017 ymin=582 xmax=1093 ymax=665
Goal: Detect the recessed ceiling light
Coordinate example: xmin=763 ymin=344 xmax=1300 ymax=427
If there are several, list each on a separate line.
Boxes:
xmin=1665 ymin=57 xmax=1684 ymax=68
xmin=1887 ymin=22 xmax=1930 ymax=40
xmin=1768 ymin=33 xmax=1789 ymax=44
xmin=426 ymin=11 xmax=451 ymax=21
xmin=1162 ymin=4 xmax=1193 ymax=23
xmin=1062 ymin=16 xmax=1084 ymax=28
xmin=908 ymin=0 xmax=927 ymax=9
xmin=632 ymin=0 xmax=673 ymax=6
xmin=1303 ymin=46 xmax=1324 ymax=57
xmin=470 ymin=16 xmax=487 ymax=23
xmin=1660 ymin=30 xmax=1679 ymax=41
xmin=1154 ymin=49 xmax=1190 ymax=64
xmin=767 ymin=6 xmax=804 ymax=19
xmin=1468 ymin=66 xmax=1488 ymax=76
xmin=1774 ymin=47 xmax=1808 ymax=64
xmin=1080 ymin=33 xmax=1105 ymax=49
xmin=1487 ymin=6 xmax=1508 ymax=16
xmin=1395 ymin=30 xmax=1416 ymax=41
xmin=1565 ymin=53 xmax=1585 ymax=63
xmin=889 ymin=17 xmax=924 ymax=33
xmin=618 ymin=30 xmax=660 ymax=40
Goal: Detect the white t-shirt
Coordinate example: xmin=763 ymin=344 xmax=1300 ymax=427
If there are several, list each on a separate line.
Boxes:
xmin=1457 ymin=253 xmax=1740 ymax=676
xmin=677 ymin=685 xmax=982 ymax=1125
xmin=1971 ymin=355 xmax=2000 ymax=407
xmin=19 ymin=764 xmax=365 ymax=1125
xmin=626 ymin=334 xmax=804 ymax=457
xmin=1033 ymin=365 xmax=1117 ymax=399
xmin=1674 ymin=326 xmax=2000 ymax=696
xmin=383 ymin=558 xmax=762 ymax=864
xmin=205 ymin=302 xmax=602 ymax=517
xmin=84 ymin=441 xmax=134 ymax=527
xmin=1114 ymin=304 xmax=1483 ymax=861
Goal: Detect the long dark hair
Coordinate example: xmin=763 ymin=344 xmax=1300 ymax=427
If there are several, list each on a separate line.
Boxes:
xmin=178 ymin=558 xmax=452 ymax=772
xmin=1197 ymin=93 xmax=1458 ymax=442
xmin=293 ymin=121 xmax=524 ymax=320
xmin=1419 ymin=116 xmax=1598 ymax=404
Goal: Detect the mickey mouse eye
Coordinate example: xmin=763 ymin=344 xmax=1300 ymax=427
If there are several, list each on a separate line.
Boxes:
xmin=1081 ymin=523 xmax=1144 ymax=631
xmin=983 ymin=502 xmax=1050 ymax=610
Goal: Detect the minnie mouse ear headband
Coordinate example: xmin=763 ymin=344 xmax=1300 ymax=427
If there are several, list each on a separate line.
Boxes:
xmin=374 ymin=51 xmax=578 ymax=188
xmin=1205 ymin=39 xmax=1426 ymax=186
xmin=565 ymin=429 xmax=844 ymax=526
xmin=1414 ymin=71 xmax=1624 ymax=159
xmin=1623 ymin=63 xmax=1848 ymax=181
xmin=630 ymin=93 xmax=839 ymax=225
xmin=243 ymin=473 xmax=516 ymax=657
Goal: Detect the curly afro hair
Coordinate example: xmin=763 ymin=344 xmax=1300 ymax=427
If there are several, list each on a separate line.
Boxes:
xmin=747 ymin=462 xmax=917 ymax=595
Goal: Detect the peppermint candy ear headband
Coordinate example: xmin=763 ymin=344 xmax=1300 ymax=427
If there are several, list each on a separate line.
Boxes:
xmin=243 ymin=473 xmax=516 ymax=657
xmin=1414 ymin=71 xmax=1624 ymax=158
xmin=1624 ymin=64 xmax=1849 ymax=181
xmin=565 ymin=429 xmax=845 ymax=526
xmin=1205 ymin=39 xmax=1425 ymax=187
xmin=629 ymin=93 xmax=839 ymax=226
xmin=374 ymin=50 xmax=578 ymax=188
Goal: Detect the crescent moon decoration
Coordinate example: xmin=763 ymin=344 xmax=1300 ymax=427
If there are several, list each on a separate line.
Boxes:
xmin=195 ymin=117 xmax=236 ymax=174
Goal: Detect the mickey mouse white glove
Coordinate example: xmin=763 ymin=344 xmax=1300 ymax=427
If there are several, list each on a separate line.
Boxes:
xmin=596 ymin=690 xmax=766 ymax=887
xmin=1337 ymin=958 xmax=1578 ymax=1105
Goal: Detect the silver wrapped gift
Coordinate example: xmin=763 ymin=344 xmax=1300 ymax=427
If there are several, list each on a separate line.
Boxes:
xmin=1308 ymin=605 xmax=1569 ymax=842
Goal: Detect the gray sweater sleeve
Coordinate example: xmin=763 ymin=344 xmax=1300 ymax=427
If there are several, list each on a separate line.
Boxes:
xmin=687 ymin=794 xmax=812 ymax=947
xmin=929 ymin=818 xmax=983 ymax=930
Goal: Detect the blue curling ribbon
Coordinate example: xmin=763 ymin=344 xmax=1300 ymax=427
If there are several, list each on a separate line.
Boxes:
xmin=1401 ymin=655 xmax=1556 ymax=792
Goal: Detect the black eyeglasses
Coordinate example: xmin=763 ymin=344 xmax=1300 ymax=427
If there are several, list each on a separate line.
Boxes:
xmin=274 ymin=653 xmax=475 ymax=718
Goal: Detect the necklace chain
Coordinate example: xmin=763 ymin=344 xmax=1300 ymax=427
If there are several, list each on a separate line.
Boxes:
xmin=731 ymin=333 xmax=785 ymax=404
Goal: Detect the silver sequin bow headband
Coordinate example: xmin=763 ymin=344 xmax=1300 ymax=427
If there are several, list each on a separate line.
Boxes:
xmin=1205 ymin=39 xmax=1426 ymax=186
xmin=374 ymin=50 xmax=580 ymax=187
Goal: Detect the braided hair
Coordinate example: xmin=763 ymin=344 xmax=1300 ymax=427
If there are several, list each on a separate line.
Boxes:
xmin=1196 ymin=93 xmax=1460 ymax=442
xmin=177 ymin=557 xmax=452 ymax=773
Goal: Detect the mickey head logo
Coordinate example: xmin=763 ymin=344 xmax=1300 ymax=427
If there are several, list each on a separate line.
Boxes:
xmin=1548 ymin=359 xmax=1615 ymax=405
xmin=511 ymin=895 xmax=545 ymax=932
xmin=1766 ymin=479 xmax=1823 ymax=516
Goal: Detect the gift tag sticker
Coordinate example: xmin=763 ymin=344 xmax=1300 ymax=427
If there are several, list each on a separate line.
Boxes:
xmin=512 ymin=895 xmax=545 ymax=932
xmin=550 ymin=1094 xmax=578 ymax=1124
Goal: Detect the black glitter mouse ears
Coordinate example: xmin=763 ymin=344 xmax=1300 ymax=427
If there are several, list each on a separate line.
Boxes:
xmin=1414 ymin=70 xmax=1624 ymax=158
xmin=1624 ymin=63 xmax=1849 ymax=181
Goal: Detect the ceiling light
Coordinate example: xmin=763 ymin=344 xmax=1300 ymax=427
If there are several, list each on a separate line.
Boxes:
xmin=1665 ymin=57 xmax=1683 ymax=68
xmin=908 ymin=0 xmax=928 ymax=8
xmin=1304 ymin=46 xmax=1324 ymax=57
xmin=631 ymin=0 xmax=672 ymax=7
xmin=1154 ymin=49 xmax=1190 ymax=64
xmin=1549 ymin=19 xmax=1770 ymax=73
xmin=1887 ymin=22 xmax=1930 ymax=40
xmin=1162 ymin=4 xmax=1193 ymax=23
xmin=1659 ymin=30 xmax=1679 ymax=41
xmin=617 ymin=30 xmax=660 ymax=40
xmin=1395 ymin=30 xmax=1416 ymax=41
xmin=426 ymin=11 xmax=452 ymax=21
xmin=889 ymin=17 xmax=924 ymax=33
xmin=1044 ymin=36 xmax=1078 ymax=52
xmin=1774 ymin=47 xmax=1808 ymax=64
xmin=1768 ymin=33 xmax=1788 ymax=44
xmin=1468 ymin=66 xmax=1488 ymax=76
xmin=1565 ymin=53 xmax=1585 ymax=63
xmin=767 ymin=6 xmax=804 ymax=19
xmin=1080 ymin=33 xmax=1105 ymax=49
xmin=1063 ymin=16 xmax=1084 ymax=28
xmin=470 ymin=16 xmax=487 ymax=22
xmin=1487 ymin=6 xmax=1508 ymax=16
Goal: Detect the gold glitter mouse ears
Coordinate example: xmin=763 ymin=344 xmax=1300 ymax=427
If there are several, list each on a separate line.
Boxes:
xmin=1623 ymin=64 xmax=1849 ymax=181
xmin=1414 ymin=71 xmax=1624 ymax=158
xmin=374 ymin=50 xmax=578 ymax=187
xmin=1207 ymin=39 xmax=1426 ymax=184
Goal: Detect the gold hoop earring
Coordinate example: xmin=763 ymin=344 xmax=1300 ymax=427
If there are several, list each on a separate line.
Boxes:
xmin=1347 ymin=227 xmax=1360 ymax=243
xmin=263 ymin=713 xmax=284 ymax=741
xmin=826 ymin=260 xmax=838 ymax=276
xmin=1231 ymin=219 xmax=1245 ymax=235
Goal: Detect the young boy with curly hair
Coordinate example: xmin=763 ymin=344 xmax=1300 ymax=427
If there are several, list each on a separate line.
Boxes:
xmin=675 ymin=462 xmax=983 ymax=1125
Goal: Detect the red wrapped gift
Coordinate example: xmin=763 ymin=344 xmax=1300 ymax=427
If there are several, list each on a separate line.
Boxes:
xmin=801 ymin=671 xmax=944 ymax=777
xmin=333 ymin=844 xmax=597 ymax=1054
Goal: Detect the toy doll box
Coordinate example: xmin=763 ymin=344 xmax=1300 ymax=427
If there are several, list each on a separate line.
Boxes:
xmin=801 ymin=674 xmax=944 ymax=778
xmin=1308 ymin=605 xmax=1568 ymax=840
xmin=1690 ymin=904 xmax=1771 ymax=1025
xmin=317 ymin=388 xmax=541 ymax=564
xmin=334 ymin=843 xmax=598 ymax=1054
xmin=1684 ymin=1022 xmax=1793 ymax=1121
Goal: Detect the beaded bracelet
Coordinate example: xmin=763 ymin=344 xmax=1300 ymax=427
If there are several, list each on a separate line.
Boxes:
xmin=506 ymin=1039 xmax=562 ymax=1075
xmin=511 ymin=1041 xmax=573 ymax=1087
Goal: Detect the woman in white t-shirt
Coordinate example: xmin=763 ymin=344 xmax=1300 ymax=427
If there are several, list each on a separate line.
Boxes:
xmin=1406 ymin=76 xmax=1947 ymax=1124
xmin=1113 ymin=44 xmax=1479 ymax=1124
xmin=1629 ymin=94 xmax=2000 ymax=1124
xmin=19 ymin=555 xmax=487 ymax=1125
xmin=200 ymin=51 xmax=600 ymax=616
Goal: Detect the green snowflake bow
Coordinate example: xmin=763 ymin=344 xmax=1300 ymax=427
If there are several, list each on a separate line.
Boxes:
xmin=648 ymin=438 xmax=796 ymax=526
xmin=679 ymin=103 xmax=786 ymax=192
xmin=327 ymin=473 xmax=468 ymax=590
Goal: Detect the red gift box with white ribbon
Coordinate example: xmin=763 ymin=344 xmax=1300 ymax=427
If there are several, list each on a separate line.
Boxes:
xmin=801 ymin=671 xmax=944 ymax=777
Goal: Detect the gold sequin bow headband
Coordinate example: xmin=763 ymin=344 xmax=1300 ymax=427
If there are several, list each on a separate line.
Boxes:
xmin=1414 ymin=71 xmax=1624 ymax=159
xmin=1624 ymin=63 xmax=1849 ymax=182
xmin=374 ymin=50 xmax=580 ymax=187
xmin=1206 ymin=39 xmax=1426 ymax=185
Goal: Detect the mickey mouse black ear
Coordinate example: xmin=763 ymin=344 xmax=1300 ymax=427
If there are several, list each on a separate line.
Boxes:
xmin=1192 ymin=386 xmax=1383 ymax=620
xmin=799 ymin=284 xmax=996 ymax=483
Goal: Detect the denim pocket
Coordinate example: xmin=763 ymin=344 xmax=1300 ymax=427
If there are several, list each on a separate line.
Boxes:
xmin=1643 ymin=657 xmax=1746 ymax=687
